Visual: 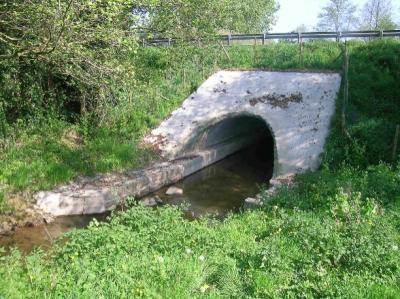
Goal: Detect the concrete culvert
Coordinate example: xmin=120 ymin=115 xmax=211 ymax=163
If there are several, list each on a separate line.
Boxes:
xmin=34 ymin=70 xmax=342 ymax=217
xmin=146 ymin=70 xmax=342 ymax=177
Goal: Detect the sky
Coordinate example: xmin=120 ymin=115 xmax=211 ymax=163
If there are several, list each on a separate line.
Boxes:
xmin=272 ymin=0 xmax=400 ymax=32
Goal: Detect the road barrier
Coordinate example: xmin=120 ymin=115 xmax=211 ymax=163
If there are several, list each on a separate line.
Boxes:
xmin=145 ymin=30 xmax=400 ymax=46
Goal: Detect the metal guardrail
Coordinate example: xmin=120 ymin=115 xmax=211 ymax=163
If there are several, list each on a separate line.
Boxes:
xmin=146 ymin=30 xmax=400 ymax=46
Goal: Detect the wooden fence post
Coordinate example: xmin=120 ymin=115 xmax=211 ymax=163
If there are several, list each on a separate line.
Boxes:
xmin=336 ymin=32 xmax=342 ymax=43
xmin=219 ymin=41 xmax=231 ymax=60
xmin=392 ymin=125 xmax=400 ymax=162
xmin=262 ymin=33 xmax=266 ymax=45
xmin=227 ymin=34 xmax=231 ymax=46
xmin=253 ymin=39 xmax=257 ymax=65
xmin=0 ymin=103 xmax=6 ymax=139
xmin=299 ymin=40 xmax=304 ymax=67
xmin=342 ymin=42 xmax=349 ymax=135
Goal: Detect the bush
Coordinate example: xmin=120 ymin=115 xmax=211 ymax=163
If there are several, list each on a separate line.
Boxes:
xmin=0 ymin=1 xmax=137 ymax=125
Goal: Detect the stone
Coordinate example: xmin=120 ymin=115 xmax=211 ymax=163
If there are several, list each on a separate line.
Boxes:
xmin=33 ymin=157 xmax=203 ymax=216
xmin=0 ymin=222 xmax=12 ymax=235
xmin=139 ymin=197 xmax=158 ymax=207
xmin=243 ymin=197 xmax=260 ymax=209
xmin=265 ymin=186 xmax=277 ymax=197
xmin=35 ymin=192 xmax=84 ymax=216
xmin=82 ymin=189 xmax=110 ymax=215
xmin=154 ymin=196 xmax=164 ymax=204
xmin=269 ymin=179 xmax=282 ymax=187
xmin=165 ymin=164 xmax=185 ymax=184
xmin=120 ymin=176 xmax=150 ymax=198
xmin=145 ymin=165 xmax=170 ymax=188
xmin=166 ymin=186 xmax=183 ymax=195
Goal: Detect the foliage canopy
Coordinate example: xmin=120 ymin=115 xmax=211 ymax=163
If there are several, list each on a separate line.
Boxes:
xmin=360 ymin=0 xmax=397 ymax=30
xmin=137 ymin=0 xmax=278 ymax=37
xmin=0 ymin=0 xmax=137 ymax=123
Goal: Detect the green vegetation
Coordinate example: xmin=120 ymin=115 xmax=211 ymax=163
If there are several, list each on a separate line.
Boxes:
xmin=1 ymin=164 xmax=399 ymax=298
xmin=140 ymin=0 xmax=278 ymax=36
xmin=1 ymin=39 xmax=400 ymax=297
xmin=317 ymin=0 xmax=398 ymax=32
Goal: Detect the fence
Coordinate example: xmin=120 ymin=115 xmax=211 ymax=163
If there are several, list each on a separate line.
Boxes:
xmin=145 ymin=30 xmax=400 ymax=46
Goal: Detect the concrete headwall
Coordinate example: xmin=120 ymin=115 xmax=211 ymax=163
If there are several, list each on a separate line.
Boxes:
xmin=146 ymin=70 xmax=342 ymax=176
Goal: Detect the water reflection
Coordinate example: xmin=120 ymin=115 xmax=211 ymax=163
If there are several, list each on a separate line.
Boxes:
xmin=152 ymin=145 xmax=272 ymax=219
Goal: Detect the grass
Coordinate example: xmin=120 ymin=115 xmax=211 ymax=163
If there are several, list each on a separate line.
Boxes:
xmin=0 ymin=39 xmax=400 ymax=297
xmin=0 ymin=164 xmax=399 ymax=298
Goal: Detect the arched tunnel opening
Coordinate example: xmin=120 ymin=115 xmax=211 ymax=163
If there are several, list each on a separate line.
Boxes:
xmin=189 ymin=115 xmax=275 ymax=180
xmin=152 ymin=115 xmax=276 ymax=218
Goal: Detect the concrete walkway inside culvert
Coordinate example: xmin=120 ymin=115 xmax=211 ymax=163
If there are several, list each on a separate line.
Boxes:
xmin=146 ymin=70 xmax=342 ymax=177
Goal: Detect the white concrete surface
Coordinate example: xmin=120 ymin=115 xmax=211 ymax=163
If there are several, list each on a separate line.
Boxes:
xmin=146 ymin=71 xmax=342 ymax=176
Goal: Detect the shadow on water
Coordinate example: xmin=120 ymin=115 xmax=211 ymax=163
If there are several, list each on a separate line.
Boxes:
xmin=0 ymin=136 xmax=274 ymax=254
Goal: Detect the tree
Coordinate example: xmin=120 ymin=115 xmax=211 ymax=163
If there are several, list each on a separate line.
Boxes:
xmin=360 ymin=0 xmax=396 ymax=30
xmin=317 ymin=0 xmax=359 ymax=31
xmin=0 ymin=0 xmax=137 ymax=121
xmin=135 ymin=0 xmax=279 ymax=37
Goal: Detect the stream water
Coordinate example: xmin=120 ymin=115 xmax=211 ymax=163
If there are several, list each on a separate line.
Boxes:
xmin=0 ymin=145 xmax=273 ymax=254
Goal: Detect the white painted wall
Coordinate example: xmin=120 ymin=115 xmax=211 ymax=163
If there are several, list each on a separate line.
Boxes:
xmin=146 ymin=71 xmax=342 ymax=177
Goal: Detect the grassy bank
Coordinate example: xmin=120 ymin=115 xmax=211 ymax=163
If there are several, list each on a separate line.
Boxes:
xmin=0 ymin=39 xmax=399 ymax=297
